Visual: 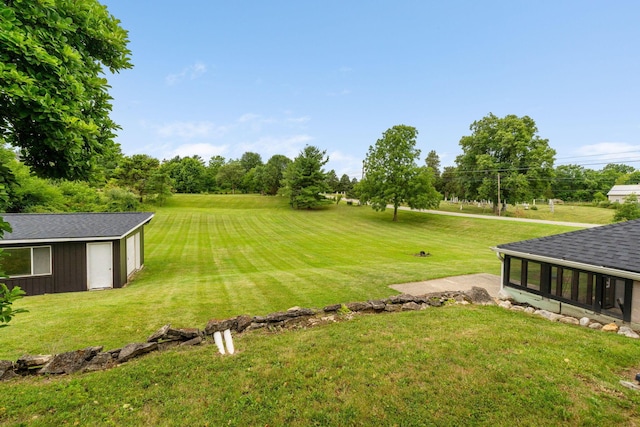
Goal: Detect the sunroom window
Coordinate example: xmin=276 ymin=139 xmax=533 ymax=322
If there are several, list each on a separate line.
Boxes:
xmin=0 ymin=246 xmax=52 ymax=277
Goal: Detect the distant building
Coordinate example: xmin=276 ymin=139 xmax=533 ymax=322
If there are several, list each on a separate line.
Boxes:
xmin=607 ymin=184 xmax=640 ymax=203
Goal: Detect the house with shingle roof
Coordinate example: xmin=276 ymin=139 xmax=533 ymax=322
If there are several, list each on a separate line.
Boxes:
xmin=0 ymin=212 xmax=154 ymax=295
xmin=492 ymin=218 xmax=640 ymax=328
xmin=607 ymin=184 xmax=640 ymax=203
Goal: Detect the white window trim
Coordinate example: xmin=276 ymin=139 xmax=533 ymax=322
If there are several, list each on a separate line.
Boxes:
xmin=3 ymin=246 xmax=52 ymax=278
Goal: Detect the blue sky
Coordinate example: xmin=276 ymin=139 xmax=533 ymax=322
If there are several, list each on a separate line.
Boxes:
xmin=101 ymin=0 xmax=640 ymax=178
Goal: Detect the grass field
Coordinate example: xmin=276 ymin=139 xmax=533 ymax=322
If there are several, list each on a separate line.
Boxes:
xmin=437 ymin=200 xmax=614 ymax=224
xmin=1 ymin=195 xmax=638 ymax=426
xmin=0 ymin=195 xmax=578 ymax=359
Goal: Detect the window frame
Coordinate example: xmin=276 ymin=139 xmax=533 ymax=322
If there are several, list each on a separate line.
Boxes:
xmin=1 ymin=245 xmax=52 ymax=278
xmin=504 ymin=255 xmax=632 ymax=322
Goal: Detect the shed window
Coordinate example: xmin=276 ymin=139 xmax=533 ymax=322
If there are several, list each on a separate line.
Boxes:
xmin=1 ymin=246 xmax=52 ymax=277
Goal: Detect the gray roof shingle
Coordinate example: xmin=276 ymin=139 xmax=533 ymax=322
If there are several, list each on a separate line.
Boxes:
xmin=496 ymin=218 xmax=640 ymax=274
xmin=0 ymin=212 xmax=154 ymax=243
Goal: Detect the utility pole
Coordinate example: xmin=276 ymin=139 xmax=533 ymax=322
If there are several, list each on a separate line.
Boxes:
xmin=497 ymin=172 xmax=501 ymax=217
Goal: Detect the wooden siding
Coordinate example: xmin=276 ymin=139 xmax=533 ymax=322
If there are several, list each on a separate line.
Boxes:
xmin=2 ymin=223 xmax=148 ymax=296
xmin=113 ymin=237 xmax=124 ymax=289
xmin=52 ymin=241 xmax=86 ymax=293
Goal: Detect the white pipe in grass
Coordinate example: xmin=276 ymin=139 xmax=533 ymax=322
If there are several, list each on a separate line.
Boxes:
xmin=223 ymin=329 xmax=235 ymax=354
xmin=213 ymin=331 xmax=225 ymax=355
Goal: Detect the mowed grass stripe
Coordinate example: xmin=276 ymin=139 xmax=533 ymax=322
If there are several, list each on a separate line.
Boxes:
xmin=0 ymin=195 xmax=578 ymax=358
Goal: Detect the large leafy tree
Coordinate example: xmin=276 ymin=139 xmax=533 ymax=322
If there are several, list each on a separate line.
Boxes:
xmin=260 ymin=154 xmax=291 ymax=195
xmin=239 ymin=151 xmax=263 ymax=173
xmin=161 ymin=155 xmax=206 ymax=193
xmin=456 ymin=113 xmax=555 ymax=212
xmin=113 ymin=154 xmax=161 ymax=202
xmin=0 ymin=0 xmax=132 ymax=180
xmin=216 ymin=160 xmax=244 ymax=194
xmin=357 ymin=125 xmax=441 ymax=222
xmin=282 ymin=145 xmax=331 ymax=209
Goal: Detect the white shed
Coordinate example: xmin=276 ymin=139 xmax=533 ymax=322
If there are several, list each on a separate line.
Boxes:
xmin=607 ymin=185 xmax=640 ymax=203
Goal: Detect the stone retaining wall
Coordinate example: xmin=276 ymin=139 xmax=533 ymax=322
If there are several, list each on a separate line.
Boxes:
xmin=1 ymin=286 xmax=637 ymax=381
xmin=0 ymin=288 xmax=494 ymax=381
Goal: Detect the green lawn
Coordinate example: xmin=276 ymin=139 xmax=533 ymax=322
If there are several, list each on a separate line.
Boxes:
xmin=2 ymin=194 xmax=638 ymax=426
xmin=437 ymin=200 xmax=614 ymax=224
xmin=2 ymin=307 xmax=640 ymax=426
xmin=0 ymin=194 xmax=576 ymax=359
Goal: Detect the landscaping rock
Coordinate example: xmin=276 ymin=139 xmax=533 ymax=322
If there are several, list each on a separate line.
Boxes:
xmin=16 ymin=355 xmax=53 ymax=372
xmin=286 ymin=307 xmax=316 ymax=317
xmin=117 ymin=342 xmax=158 ymax=363
xmin=323 ymin=304 xmax=342 ymax=313
xmin=534 ymin=310 xmax=564 ymax=322
xmin=524 ymin=307 xmax=535 ymax=314
xmin=236 ymin=315 xmax=253 ymax=332
xmin=463 ymin=287 xmax=495 ymax=305
xmin=205 ymin=318 xmax=237 ymax=334
xmin=559 ymin=317 xmax=580 ymax=325
xmin=499 ymin=300 xmax=512 ymax=309
xmin=0 ymin=360 xmax=16 ymax=381
xmin=402 ymin=302 xmax=421 ymax=311
xmin=166 ymin=328 xmax=202 ymax=341
xmin=384 ymin=304 xmax=402 ymax=312
xmin=601 ymin=323 xmax=619 ymax=333
xmin=82 ymin=352 xmax=116 ymax=373
xmin=579 ymin=317 xmax=591 ymax=327
xmin=180 ymin=336 xmax=204 ymax=346
xmin=511 ymin=305 xmax=525 ymax=312
xmin=346 ymin=302 xmax=373 ymax=312
xmin=147 ymin=324 xmax=171 ymax=342
xmin=389 ymin=294 xmax=419 ymax=305
xmin=589 ymin=322 xmax=603 ymax=330
xmin=40 ymin=346 xmax=103 ymax=375
xmin=618 ymin=326 xmax=640 ymax=339
xmin=427 ymin=297 xmax=443 ymax=307
xmin=369 ymin=300 xmax=387 ymax=311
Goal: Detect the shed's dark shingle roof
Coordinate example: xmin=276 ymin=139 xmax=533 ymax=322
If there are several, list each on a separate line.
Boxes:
xmin=496 ymin=218 xmax=640 ymax=274
xmin=0 ymin=212 xmax=154 ymax=243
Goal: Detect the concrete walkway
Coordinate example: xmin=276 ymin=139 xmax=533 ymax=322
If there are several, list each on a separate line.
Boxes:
xmin=390 ymin=273 xmax=502 ymax=297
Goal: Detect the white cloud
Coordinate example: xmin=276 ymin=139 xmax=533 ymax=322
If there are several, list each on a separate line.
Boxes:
xmin=571 ymin=142 xmax=640 ymax=164
xmin=238 ymin=134 xmax=313 ymax=159
xmin=237 ymin=113 xmax=261 ymax=123
xmin=165 ymin=61 xmax=207 ymax=85
xmin=285 ymin=116 xmax=310 ymax=124
xmin=326 ymin=150 xmax=363 ymax=179
xmin=157 ymin=121 xmax=227 ymax=139
xmin=575 ymin=142 xmax=640 ymax=156
xmin=169 ymin=143 xmax=229 ymax=160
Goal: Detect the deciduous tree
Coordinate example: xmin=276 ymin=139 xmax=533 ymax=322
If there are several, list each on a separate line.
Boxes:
xmin=456 ymin=113 xmax=555 ymax=212
xmin=216 ymin=160 xmax=244 ymax=194
xmin=260 ymin=154 xmax=291 ymax=195
xmin=357 ymin=125 xmax=441 ymax=221
xmin=613 ymin=194 xmax=640 ymax=222
xmin=0 ymin=0 xmax=132 ymax=180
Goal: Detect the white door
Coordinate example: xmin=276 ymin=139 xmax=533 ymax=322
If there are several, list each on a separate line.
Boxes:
xmin=87 ymin=242 xmax=113 ymax=290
